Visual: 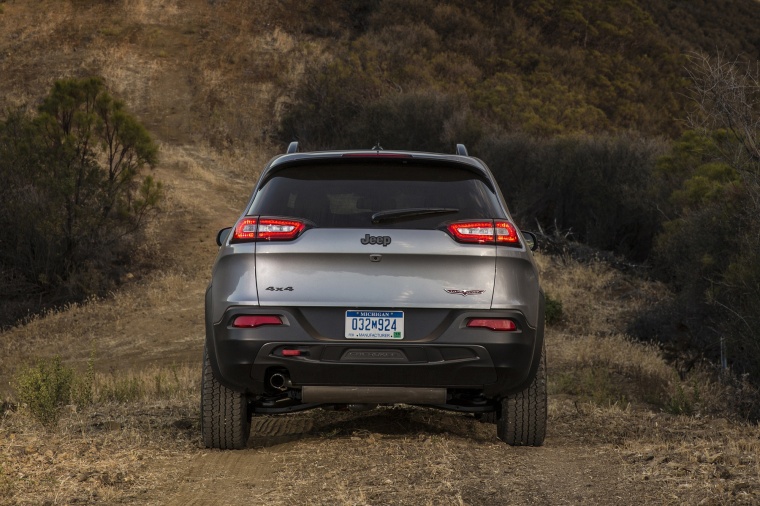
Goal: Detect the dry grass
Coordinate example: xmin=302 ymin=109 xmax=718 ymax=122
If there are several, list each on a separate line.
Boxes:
xmin=535 ymin=253 xmax=671 ymax=336
xmin=1 ymin=401 xmax=198 ymax=505
xmin=551 ymin=400 xmax=760 ymax=504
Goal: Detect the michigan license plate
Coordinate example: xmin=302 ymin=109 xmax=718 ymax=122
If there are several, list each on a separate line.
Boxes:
xmin=345 ymin=311 xmax=404 ymax=339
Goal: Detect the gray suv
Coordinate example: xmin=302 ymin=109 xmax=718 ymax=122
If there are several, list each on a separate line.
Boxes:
xmin=202 ymin=143 xmax=546 ymax=449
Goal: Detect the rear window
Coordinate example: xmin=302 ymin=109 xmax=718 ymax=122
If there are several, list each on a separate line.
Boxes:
xmin=248 ymin=163 xmax=504 ymax=229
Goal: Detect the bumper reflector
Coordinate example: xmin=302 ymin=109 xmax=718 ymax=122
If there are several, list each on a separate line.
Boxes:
xmin=232 ymin=315 xmax=283 ymax=328
xmin=466 ymin=318 xmax=517 ymax=331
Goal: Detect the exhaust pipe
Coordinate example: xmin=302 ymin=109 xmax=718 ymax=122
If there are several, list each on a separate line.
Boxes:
xmin=269 ymin=372 xmax=292 ymax=391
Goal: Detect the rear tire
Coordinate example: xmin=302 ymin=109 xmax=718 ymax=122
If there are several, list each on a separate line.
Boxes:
xmin=496 ymin=344 xmax=547 ymax=446
xmin=201 ymin=346 xmax=251 ymax=449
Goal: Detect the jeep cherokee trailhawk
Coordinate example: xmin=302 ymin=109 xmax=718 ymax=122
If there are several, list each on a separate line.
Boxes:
xmin=202 ymin=143 xmax=546 ymax=449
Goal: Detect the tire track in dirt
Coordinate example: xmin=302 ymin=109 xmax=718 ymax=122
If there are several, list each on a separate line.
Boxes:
xmin=164 ymin=415 xmax=316 ymax=505
xmin=164 ymin=451 xmax=277 ymax=506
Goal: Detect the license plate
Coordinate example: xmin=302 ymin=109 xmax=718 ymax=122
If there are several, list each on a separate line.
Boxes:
xmin=345 ymin=311 xmax=404 ymax=339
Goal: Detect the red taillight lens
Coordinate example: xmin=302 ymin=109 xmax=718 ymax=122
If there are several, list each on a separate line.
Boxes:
xmin=232 ymin=217 xmax=258 ymax=242
xmin=230 ymin=217 xmax=305 ymax=243
xmin=494 ymin=221 xmax=519 ymax=245
xmin=257 ymin=218 xmax=305 ymax=241
xmin=467 ymin=318 xmax=517 ymax=331
xmin=447 ymin=220 xmax=521 ymax=246
xmin=232 ymin=315 xmax=283 ymax=328
xmin=447 ymin=221 xmax=496 ymax=243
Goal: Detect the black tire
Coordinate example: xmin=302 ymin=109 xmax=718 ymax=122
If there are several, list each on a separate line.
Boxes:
xmin=496 ymin=344 xmax=547 ymax=446
xmin=201 ymin=346 xmax=251 ymax=449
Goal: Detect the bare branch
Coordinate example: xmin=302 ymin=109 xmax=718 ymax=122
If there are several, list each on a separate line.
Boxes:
xmin=685 ymin=52 xmax=760 ymax=169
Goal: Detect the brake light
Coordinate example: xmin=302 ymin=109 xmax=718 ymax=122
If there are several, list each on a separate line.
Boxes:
xmin=232 ymin=315 xmax=283 ymax=328
xmin=341 ymin=153 xmax=413 ymax=158
xmin=494 ymin=221 xmax=519 ymax=245
xmin=467 ymin=318 xmax=517 ymax=331
xmin=447 ymin=220 xmax=521 ymax=246
xmin=230 ymin=217 xmax=305 ymax=243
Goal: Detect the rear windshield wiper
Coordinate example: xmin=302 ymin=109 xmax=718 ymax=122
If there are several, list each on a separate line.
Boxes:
xmin=371 ymin=208 xmax=459 ymax=224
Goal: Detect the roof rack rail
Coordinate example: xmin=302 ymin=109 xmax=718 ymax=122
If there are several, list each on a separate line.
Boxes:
xmin=456 ymin=144 xmax=468 ymax=156
xmin=286 ymin=141 xmax=299 ymax=154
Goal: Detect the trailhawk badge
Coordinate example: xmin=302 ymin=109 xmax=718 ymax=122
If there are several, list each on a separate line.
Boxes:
xmin=445 ymin=289 xmax=485 ymax=296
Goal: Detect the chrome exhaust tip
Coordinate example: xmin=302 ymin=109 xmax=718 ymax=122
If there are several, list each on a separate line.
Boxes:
xmin=269 ymin=372 xmax=291 ymax=391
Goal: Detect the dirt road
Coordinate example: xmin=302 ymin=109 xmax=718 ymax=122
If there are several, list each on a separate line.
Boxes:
xmin=156 ymin=403 xmax=656 ymax=506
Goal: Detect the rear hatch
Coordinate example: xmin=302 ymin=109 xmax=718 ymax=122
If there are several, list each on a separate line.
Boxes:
xmin=244 ymin=158 xmax=515 ymax=339
xmin=254 ymin=227 xmax=495 ymax=309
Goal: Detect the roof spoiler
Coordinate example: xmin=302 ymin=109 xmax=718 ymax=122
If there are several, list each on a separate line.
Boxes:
xmin=286 ymin=141 xmax=470 ymax=156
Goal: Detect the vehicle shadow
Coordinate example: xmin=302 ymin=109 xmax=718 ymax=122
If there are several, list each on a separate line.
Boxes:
xmin=248 ymin=405 xmax=495 ymax=448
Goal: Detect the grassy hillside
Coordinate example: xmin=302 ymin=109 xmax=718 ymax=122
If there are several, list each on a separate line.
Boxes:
xmin=277 ymin=0 xmax=760 ymax=146
xmin=2 ymin=0 xmax=759 ymax=150
xmin=0 ymin=0 xmax=303 ymax=149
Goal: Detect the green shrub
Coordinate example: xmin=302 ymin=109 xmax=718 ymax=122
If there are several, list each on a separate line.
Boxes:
xmin=71 ymin=352 xmax=95 ymax=408
xmin=14 ymin=356 xmax=74 ymax=429
xmin=544 ymin=293 xmax=563 ymax=326
xmin=666 ymin=383 xmax=701 ymax=416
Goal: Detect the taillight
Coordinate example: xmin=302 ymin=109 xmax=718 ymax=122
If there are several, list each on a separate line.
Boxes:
xmin=447 ymin=220 xmax=521 ymax=246
xmin=232 ymin=218 xmax=258 ymax=242
xmin=466 ymin=318 xmax=517 ymax=331
xmin=230 ymin=217 xmax=305 ymax=243
xmin=232 ymin=315 xmax=283 ymax=328
xmin=448 ymin=221 xmax=494 ymax=243
xmin=257 ymin=218 xmax=305 ymax=241
xmin=494 ymin=221 xmax=520 ymax=245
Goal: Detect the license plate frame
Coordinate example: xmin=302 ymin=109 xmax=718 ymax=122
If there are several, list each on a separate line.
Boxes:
xmin=345 ymin=310 xmax=404 ymax=340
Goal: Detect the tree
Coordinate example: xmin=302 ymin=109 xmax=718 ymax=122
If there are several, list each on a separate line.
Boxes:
xmin=653 ymin=53 xmax=760 ymax=380
xmin=0 ymin=77 xmax=161 ymax=324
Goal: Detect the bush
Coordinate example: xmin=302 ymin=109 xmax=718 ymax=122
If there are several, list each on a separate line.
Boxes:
xmin=14 ymin=356 xmax=74 ymax=429
xmin=643 ymin=128 xmax=760 ymax=380
xmin=477 ymin=133 xmax=665 ymax=260
xmin=544 ymin=293 xmax=563 ymax=326
xmin=0 ymin=77 xmax=161 ymax=326
xmin=71 ymin=351 xmax=95 ymax=408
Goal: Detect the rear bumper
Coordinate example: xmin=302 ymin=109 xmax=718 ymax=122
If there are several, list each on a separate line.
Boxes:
xmin=206 ymin=300 xmax=545 ymax=401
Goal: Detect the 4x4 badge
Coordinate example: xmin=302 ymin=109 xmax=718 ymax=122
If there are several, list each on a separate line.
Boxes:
xmin=445 ymin=289 xmax=485 ymax=296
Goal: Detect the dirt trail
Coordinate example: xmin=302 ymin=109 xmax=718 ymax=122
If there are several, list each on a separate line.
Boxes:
xmin=158 ymin=404 xmax=656 ymax=506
